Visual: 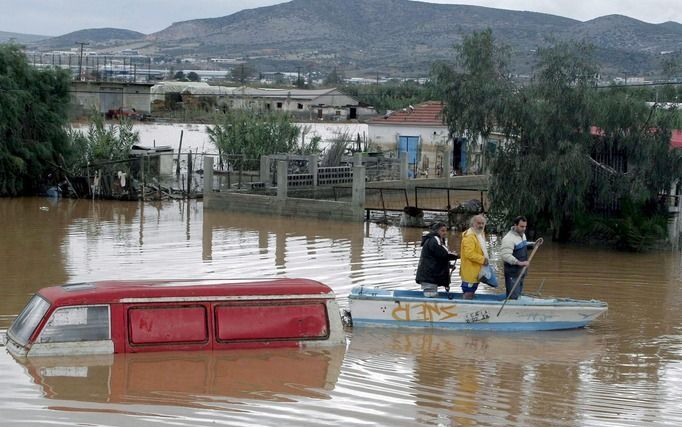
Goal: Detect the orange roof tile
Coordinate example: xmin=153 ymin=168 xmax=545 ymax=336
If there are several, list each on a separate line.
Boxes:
xmin=370 ymin=101 xmax=445 ymax=126
xmin=591 ymin=126 xmax=682 ymax=149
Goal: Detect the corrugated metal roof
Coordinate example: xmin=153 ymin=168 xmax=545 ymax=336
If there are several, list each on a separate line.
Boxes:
xmin=370 ymin=101 xmax=445 ymax=126
xmin=150 ymin=83 xmax=345 ymax=101
xmin=234 ymin=87 xmax=340 ymax=100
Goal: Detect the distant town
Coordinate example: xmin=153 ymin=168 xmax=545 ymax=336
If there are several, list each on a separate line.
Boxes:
xmin=23 ymin=46 xmax=680 ymax=88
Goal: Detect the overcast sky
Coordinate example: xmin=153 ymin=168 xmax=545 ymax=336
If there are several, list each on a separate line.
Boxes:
xmin=0 ymin=0 xmax=680 ymax=36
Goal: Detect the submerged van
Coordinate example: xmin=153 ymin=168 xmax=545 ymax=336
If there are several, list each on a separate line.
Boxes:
xmin=4 ymin=278 xmax=345 ymax=357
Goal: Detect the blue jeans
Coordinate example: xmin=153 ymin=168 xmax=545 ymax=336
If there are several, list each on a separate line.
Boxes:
xmin=504 ymin=270 xmax=526 ymax=299
xmin=461 ymin=282 xmax=479 ymax=294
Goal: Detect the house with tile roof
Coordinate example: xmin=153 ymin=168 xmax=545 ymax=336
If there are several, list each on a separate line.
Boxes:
xmin=368 ymin=101 xmax=474 ymax=177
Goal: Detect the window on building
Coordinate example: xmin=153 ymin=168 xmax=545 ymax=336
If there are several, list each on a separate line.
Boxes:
xmin=277 ymin=102 xmax=283 ymax=109
xmin=297 ymin=103 xmax=304 ymax=110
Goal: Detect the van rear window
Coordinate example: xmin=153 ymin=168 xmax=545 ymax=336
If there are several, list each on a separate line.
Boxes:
xmin=215 ymin=303 xmax=329 ymax=342
xmin=128 ymin=306 xmax=208 ymax=345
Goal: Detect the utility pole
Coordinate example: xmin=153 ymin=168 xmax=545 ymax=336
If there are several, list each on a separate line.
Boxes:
xmin=76 ymin=42 xmax=89 ymax=80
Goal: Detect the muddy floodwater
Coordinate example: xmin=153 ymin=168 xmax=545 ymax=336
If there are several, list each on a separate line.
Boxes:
xmin=1 ymin=197 xmax=681 ymax=426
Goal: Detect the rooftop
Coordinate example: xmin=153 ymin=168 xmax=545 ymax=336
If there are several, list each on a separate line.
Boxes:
xmin=370 ymin=101 xmax=445 ymax=126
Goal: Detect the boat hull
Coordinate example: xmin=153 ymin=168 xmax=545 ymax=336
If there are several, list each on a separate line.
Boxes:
xmin=348 ymin=287 xmax=607 ymax=331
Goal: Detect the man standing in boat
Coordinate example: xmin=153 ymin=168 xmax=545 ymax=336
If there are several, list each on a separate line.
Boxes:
xmin=501 ymin=216 xmax=543 ymax=299
xmin=459 ymin=214 xmax=489 ymax=300
xmin=416 ymin=222 xmax=459 ymax=297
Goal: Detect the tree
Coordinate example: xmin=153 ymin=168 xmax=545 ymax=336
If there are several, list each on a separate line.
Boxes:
xmin=489 ymin=41 xmax=599 ymax=239
xmin=207 ymin=110 xmax=301 ymax=169
xmin=661 ymin=55 xmax=681 ymax=81
xmin=69 ymin=110 xmax=139 ymax=165
xmin=432 ymin=29 xmax=514 ymax=173
xmin=436 ymin=32 xmax=682 ymax=247
xmin=0 ymin=43 xmax=71 ymax=196
xmin=173 ymin=71 xmax=186 ymax=81
xmin=231 ymin=63 xmax=256 ymax=84
xmin=187 ymin=71 xmax=200 ymax=82
xmin=324 ymin=67 xmax=344 ymax=86
xmin=341 ymin=80 xmax=439 ymax=114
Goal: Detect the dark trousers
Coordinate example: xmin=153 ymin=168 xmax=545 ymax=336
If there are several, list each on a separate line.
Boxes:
xmin=504 ymin=268 xmax=525 ymax=299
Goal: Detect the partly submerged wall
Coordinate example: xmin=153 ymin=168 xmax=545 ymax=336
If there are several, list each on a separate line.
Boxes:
xmin=203 ymin=157 xmax=366 ymax=221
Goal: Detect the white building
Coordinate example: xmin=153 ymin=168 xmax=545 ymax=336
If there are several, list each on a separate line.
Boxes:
xmin=151 ymin=82 xmax=374 ymax=120
xmin=368 ymin=101 xmax=453 ymax=177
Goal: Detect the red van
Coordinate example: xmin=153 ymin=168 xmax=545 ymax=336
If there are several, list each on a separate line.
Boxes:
xmin=4 ymin=279 xmax=345 ymax=357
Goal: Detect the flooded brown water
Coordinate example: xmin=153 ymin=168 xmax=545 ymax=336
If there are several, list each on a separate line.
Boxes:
xmin=1 ymin=197 xmax=681 ymax=426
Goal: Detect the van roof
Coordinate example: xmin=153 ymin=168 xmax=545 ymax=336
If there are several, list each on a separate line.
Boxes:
xmin=37 ymin=278 xmax=334 ymax=306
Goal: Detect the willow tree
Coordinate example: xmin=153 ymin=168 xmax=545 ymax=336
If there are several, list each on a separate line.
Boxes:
xmin=432 ymin=29 xmax=514 ymax=173
xmin=437 ymin=32 xmax=682 ymax=246
xmin=0 ymin=43 xmax=71 ymax=196
xmin=490 ymin=42 xmax=598 ymax=239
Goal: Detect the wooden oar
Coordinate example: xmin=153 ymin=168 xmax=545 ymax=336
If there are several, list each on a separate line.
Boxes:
xmin=496 ymin=241 xmax=542 ymax=317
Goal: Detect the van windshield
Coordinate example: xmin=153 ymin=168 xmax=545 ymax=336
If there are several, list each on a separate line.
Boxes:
xmin=8 ymin=295 xmax=50 ymax=347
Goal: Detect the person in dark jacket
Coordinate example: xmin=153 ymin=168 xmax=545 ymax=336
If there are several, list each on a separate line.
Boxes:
xmin=416 ymin=222 xmax=459 ymax=297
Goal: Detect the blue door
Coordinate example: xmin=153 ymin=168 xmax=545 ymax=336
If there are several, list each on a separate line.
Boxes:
xmin=398 ymin=136 xmax=419 ymax=177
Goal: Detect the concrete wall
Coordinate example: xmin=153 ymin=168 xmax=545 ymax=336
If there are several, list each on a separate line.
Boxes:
xmin=205 ymin=192 xmax=361 ymax=221
xmin=204 ymin=157 xmax=365 ymax=221
xmin=204 ymin=156 xmax=485 ymax=222
xmin=71 ymin=81 xmax=152 ymax=114
xmin=368 ymin=124 xmax=451 ymax=175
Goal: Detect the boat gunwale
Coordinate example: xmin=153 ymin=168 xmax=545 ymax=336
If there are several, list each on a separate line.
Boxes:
xmin=348 ymin=287 xmax=608 ymax=308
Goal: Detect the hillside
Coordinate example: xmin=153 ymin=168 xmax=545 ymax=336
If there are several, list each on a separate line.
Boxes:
xmin=0 ymin=30 xmax=49 ymax=43
xmin=23 ymin=0 xmax=682 ymax=77
xmin=36 ymin=28 xmax=145 ymax=49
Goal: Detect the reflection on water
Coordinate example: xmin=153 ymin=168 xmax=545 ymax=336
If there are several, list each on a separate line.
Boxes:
xmin=1 ymin=197 xmax=682 ymax=426
xmin=347 ymin=328 xmax=608 ymax=426
xmin=17 ymin=346 xmax=345 ymax=406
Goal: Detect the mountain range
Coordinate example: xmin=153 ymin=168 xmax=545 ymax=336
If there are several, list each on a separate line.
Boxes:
xmin=20 ymin=0 xmax=682 ymax=78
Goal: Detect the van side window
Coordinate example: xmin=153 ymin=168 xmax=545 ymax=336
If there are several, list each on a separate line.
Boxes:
xmin=215 ymin=302 xmax=329 ymax=342
xmin=38 ymin=305 xmax=110 ymax=343
xmin=128 ymin=306 xmax=208 ymax=345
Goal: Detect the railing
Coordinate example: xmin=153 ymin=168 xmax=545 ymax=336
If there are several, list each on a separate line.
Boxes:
xmin=414 ymin=186 xmax=487 ymax=212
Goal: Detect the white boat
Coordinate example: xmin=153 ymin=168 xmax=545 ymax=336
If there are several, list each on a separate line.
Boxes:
xmin=348 ymin=287 xmax=607 ymax=331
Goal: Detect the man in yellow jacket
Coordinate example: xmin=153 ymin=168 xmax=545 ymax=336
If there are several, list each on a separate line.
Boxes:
xmin=459 ymin=214 xmax=488 ymax=300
